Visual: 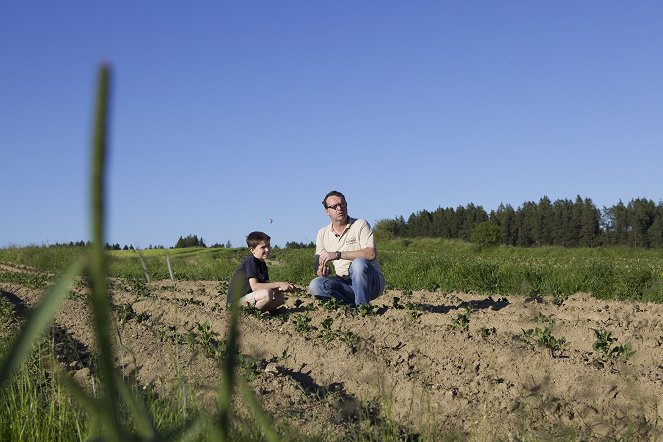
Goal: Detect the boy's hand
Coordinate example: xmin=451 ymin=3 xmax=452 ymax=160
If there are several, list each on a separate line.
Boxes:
xmin=276 ymin=282 xmax=294 ymax=292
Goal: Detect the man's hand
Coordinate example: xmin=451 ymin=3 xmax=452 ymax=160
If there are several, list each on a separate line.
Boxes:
xmin=316 ymin=252 xmax=334 ymax=277
xmin=317 ymin=263 xmax=331 ymax=277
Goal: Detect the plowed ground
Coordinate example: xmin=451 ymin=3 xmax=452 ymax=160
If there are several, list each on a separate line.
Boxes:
xmin=2 ymin=263 xmax=662 ymax=440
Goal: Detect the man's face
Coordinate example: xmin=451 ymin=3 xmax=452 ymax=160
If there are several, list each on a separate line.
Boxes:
xmin=250 ymin=241 xmax=270 ymax=261
xmin=324 ymin=195 xmax=348 ymax=223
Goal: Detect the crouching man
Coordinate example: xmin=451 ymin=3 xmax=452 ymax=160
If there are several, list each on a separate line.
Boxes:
xmin=308 ymin=190 xmax=385 ymax=306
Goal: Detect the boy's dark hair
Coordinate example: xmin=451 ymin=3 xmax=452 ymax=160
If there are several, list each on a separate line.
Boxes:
xmin=246 ymin=231 xmax=270 ymax=249
xmin=322 ymin=190 xmax=345 ymax=208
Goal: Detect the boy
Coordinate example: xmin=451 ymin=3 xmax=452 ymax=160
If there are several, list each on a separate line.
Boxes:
xmin=227 ymin=231 xmax=294 ymax=313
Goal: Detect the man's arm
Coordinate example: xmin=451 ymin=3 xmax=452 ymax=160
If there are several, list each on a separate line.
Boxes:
xmin=314 ymin=228 xmax=331 ymax=277
xmin=318 ymin=247 xmax=375 ymax=263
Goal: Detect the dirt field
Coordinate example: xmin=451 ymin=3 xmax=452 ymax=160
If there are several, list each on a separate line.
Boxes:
xmin=2 ymin=262 xmax=663 ymax=440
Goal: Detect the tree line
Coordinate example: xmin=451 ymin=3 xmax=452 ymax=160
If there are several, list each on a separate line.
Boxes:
xmin=374 ymin=196 xmax=663 ymax=248
xmin=44 ymin=235 xmax=231 ymax=251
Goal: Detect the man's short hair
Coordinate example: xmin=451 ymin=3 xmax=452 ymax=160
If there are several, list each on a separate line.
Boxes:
xmin=323 ymin=190 xmax=345 ymax=208
xmin=246 ymin=231 xmax=270 ymax=249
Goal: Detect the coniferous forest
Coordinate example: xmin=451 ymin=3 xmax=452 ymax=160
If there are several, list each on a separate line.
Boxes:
xmin=375 ymin=196 xmax=663 ymax=248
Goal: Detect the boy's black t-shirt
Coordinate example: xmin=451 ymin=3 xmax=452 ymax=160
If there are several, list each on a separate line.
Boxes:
xmin=227 ymin=255 xmax=269 ymax=304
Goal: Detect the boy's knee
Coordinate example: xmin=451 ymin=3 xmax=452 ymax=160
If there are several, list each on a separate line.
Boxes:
xmin=253 ymin=289 xmax=270 ymax=302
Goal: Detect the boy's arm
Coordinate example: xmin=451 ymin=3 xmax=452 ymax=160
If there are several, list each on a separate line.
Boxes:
xmin=248 ymin=278 xmax=294 ymax=292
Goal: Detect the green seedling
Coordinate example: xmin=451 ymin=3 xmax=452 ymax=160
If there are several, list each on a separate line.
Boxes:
xmin=196 ymin=321 xmax=213 ymax=349
xmin=125 ymin=276 xmax=152 ymax=297
xmin=216 ymin=282 xmax=229 ymax=296
xmin=195 ymin=321 xmax=226 ymax=359
xmin=391 ymin=290 xmax=423 ymax=320
xmin=551 ymin=292 xmax=569 ymax=306
xmin=452 ymin=305 xmax=473 ymax=332
xmin=592 ymin=328 xmax=635 ymax=362
xmin=404 ymin=301 xmax=422 ymax=320
xmin=320 ymin=316 xmax=335 ymax=343
xmin=479 ymin=326 xmax=496 ymax=339
xmin=274 ymin=310 xmax=290 ymax=324
xmin=116 ymin=303 xmax=136 ymax=324
xmin=357 ymin=304 xmax=376 ymax=317
xmin=183 ymin=331 xmax=197 ymax=348
xmin=320 ymin=298 xmax=344 ymax=311
xmin=533 ymin=312 xmax=554 ymax=323
xmin=339 ymin=330 xmax=360 ymax=352
xmin=182 ymin=297 xmax=204 ymax=307
xmin=292 ymin=314 xmax=312 ymax=333
xmin=240 ymin=304 xmax=263 ymax=318
xmin=135 ymin=311 xmax=150 ymax=323
xmin=522 ymin=320 xmax=568 ymax=356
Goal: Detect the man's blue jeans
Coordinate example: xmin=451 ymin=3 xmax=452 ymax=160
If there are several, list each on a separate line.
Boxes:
xmin=308 ymin=258 xmax=385 ymax=306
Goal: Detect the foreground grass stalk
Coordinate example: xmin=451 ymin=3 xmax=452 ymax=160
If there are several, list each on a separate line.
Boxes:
xmin=238 ymin=378 xmax=280 ymax=442
xmin=88 ymin=64 xmax=125 ymax=440
xmin=217 ymin=279 xmax=242 ymax=440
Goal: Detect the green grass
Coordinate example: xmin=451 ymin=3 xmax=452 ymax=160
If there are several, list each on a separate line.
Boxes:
xmin=377 ymin=238 xmax=663 ymax=302
xmin=2 ymin=238 xmax=663 ymax=303
xmin=0 ymin=329 xmax=201 ymax=442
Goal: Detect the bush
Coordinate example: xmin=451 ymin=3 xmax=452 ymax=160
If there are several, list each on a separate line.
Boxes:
xmin=470 ymin=222 xmax=502 ymax=247
xmin=174 ymin=234 xmax=206 ymax=248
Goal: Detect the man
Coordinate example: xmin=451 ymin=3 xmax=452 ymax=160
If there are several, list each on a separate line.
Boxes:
xmin=308 ymin=190 xmax=385 ymax=306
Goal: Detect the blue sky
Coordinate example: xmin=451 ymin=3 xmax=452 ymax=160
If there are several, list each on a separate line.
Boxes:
xmin=2 ymin=2 xmax=662 ymax=248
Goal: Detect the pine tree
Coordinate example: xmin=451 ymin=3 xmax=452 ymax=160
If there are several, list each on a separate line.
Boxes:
xmin=628 ymin=198 xmax=656 ymax=248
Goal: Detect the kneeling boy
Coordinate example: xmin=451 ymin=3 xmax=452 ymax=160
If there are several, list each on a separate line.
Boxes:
xmin=227 ymin=231 xmax=294 ymax=313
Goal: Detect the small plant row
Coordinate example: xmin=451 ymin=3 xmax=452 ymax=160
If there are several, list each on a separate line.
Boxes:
xmin=0 ymin=270 xmax=50 ymax=289
xmin=521 ymin=320 xmax=568 ymax=357
xmin=519 ymin=319 xmax=634 ymax=362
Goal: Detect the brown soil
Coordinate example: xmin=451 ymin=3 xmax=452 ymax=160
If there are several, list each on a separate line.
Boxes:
xmin=2 ymin=263 xmax=662 ymax=440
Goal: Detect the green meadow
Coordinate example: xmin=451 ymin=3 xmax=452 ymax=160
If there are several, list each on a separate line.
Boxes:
xmin=2 ymin=239 xmax=662 ymax=303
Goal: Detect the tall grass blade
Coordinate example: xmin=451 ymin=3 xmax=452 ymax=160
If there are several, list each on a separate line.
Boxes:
xmin=88 ymin=63 xmax=124 ymax=440
xmin=216 ymin=276 xmax=243 ymax=440
xmin=113 ymin=371 xmax=157 ymax=440
xmin=238 ymin=377 xmax=280 ymax=442
xmin=134 ymin=248 xmax=151 ymax=282
xmin=0 ymin=258 xmax=83 ymax=387
xmin=166 ymin=252 xmax=174 ymax=281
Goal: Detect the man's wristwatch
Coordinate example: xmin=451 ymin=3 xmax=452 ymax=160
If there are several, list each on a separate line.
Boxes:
xmin=335 ymin=251 xmax=341 ymax=260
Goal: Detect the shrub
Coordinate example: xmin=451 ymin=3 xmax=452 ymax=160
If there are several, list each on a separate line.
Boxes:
xmin=470 ymin=222 xmax=503 ymax=247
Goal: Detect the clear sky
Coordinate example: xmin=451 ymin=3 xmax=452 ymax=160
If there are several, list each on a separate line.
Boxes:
xmin=2 ymin=2 xmax=662 ymax=249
